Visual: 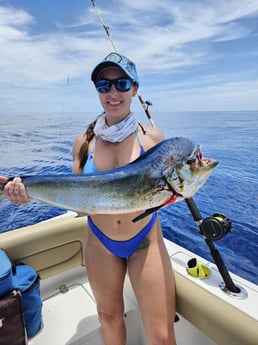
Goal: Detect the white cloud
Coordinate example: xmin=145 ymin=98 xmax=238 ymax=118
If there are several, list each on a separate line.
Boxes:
xmin=151 ymin=79 xmax=258 ymax=111
xmin=0 ymin=6 xmax=34 ymax=26
xmin=0 ymin=1 xmax=258 ymax=113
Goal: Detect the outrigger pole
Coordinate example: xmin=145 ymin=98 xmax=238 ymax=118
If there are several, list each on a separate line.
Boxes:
xmin=90 ymin=0 xmax=156 ymax=128
xmin=90 ymin=0 xmax=239 ymax=294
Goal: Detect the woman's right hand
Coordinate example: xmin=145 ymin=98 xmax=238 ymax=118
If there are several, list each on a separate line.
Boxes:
xmin=1 ymin=176 xmax=31 ymax=204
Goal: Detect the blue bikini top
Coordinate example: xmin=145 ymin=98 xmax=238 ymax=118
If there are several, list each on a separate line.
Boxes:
xmin=83 ymin=130 xmax=145 ymax=174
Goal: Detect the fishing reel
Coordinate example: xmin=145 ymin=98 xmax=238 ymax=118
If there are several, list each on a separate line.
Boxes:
xmin=145 ymin=100 xmax=153 ymax=111
xmin=199 ymin=213 xmax=232 ymax=240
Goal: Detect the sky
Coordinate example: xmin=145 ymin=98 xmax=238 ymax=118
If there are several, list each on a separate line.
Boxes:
xmin=0 ymin=0 xmax=258 ymax=114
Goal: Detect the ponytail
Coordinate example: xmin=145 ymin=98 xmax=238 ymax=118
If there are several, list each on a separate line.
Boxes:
xmin=78 ymin=116 xmax=100 ymax=169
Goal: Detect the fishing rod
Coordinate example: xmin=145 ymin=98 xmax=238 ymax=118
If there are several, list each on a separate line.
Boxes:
xmin=90 ymin=0 xmax=239 ymax=294
xmin=185 ymin=198 xmax=239 ymax=293
xmin=90 ymin=0 xmax=156 ymax=128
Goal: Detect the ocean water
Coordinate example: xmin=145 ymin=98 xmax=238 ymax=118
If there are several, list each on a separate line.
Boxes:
xmin=0 ymin=111 xmax=257 ymax=285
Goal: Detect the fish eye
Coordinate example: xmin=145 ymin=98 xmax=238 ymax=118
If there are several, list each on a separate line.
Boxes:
xmin=186 ymin=158 xmax=196 ymax=165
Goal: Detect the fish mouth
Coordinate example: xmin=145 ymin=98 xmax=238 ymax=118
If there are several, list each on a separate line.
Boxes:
xmin=202 ymin=158 xmax=218 ymax=167
xmin=186 ymin=156 xmax=218 ymax=174
xmin=186 ymin=144 xmax=218 ymax=172
xmin=195 ymin=158 xmax=219 ymax=173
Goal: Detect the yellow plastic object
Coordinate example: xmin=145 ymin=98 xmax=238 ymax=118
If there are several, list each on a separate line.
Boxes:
xmin=187 ymin=258 xmax=210 ymax=278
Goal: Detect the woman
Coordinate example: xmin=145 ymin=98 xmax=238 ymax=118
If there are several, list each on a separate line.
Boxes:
xmin=2 ymin=52 xmax=177 ymax=345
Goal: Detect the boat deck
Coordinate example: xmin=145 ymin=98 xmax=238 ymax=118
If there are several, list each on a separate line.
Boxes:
xmin=29 ymin=266 xmax=146 ymax=345
xmin=28 ymin=264 xmax=218 ymax=345
xmin=1 ymin=214 xmax=256 ymax=345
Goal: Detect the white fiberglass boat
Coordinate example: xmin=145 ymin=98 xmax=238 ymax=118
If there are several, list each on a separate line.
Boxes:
xmin=1 ymin=211 xmax=257 ymax=345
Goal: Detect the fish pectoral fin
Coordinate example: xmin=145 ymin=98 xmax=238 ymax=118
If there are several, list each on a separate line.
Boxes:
xmin=132 ymin=195 xmax=179 ymax=222
xmin=132 ymin=206 xmax=162 ymax=222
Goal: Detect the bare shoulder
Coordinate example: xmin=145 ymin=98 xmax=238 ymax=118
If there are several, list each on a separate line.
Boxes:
xmin=72 ymin=132 xmax=87 ymax=173
xmin=72 ymin=133 xmax=85 ymax=163
xmin=139 ymin=124 xmax=165 ymax=150
xmin=74 ymin=132 xmax=86 ymax=145
xmin=73 ymin=133 xmax=86 ymax=154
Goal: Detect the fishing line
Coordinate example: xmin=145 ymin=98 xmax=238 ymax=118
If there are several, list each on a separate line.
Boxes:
xmin=90 ymin=0 xmax=156 ymax=128
xmin=61 ymin=76 xmax=70 ymax=116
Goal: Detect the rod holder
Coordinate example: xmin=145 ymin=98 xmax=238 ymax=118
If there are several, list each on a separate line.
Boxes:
xmin=185 ymin=197 xmax=239 ymax=293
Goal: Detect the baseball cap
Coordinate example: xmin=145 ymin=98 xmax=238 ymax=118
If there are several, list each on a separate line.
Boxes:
xmin=91 ymin=52 xmax=139 ymax=86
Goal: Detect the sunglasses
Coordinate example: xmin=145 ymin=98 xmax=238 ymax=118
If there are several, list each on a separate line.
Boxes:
xmin=95 ymin=78 xmax=133 ymax=93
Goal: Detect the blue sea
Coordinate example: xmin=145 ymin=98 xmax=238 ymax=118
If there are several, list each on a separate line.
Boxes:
xmin=0 ymin=111 xmax=257 ymax=285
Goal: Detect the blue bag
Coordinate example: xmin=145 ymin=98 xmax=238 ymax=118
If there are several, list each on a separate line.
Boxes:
xmin=13 ymin=263 xmax=42 ymax=338
xmin=0 ymin=249 xmax=14 ymax=298
xmin=0 ymin=249 xmax=42 ymax=338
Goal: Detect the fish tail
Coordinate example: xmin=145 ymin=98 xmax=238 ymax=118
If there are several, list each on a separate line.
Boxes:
xmin=0 ymin=177 xmax=10 ymax=201
xmin=0 ymin=183 xmax=5 ymax=201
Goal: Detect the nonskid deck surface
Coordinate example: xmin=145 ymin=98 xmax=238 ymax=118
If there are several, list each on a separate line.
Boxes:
xmin=28 ymin=266 xmax=147 ymax=345
xmin=28 ymin=265 xmax=217 ymax=345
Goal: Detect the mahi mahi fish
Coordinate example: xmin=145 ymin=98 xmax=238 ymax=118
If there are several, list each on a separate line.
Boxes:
xmin=0 ymin=137 xmax=218 ymax=220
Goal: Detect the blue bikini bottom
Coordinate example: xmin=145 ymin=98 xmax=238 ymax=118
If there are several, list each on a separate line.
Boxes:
xmin=88 ymin=212 xmax=157 ymax=258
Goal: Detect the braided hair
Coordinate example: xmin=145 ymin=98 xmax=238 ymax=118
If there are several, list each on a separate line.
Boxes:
xmin=78 ymin=116 xmax=99 ymax=169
